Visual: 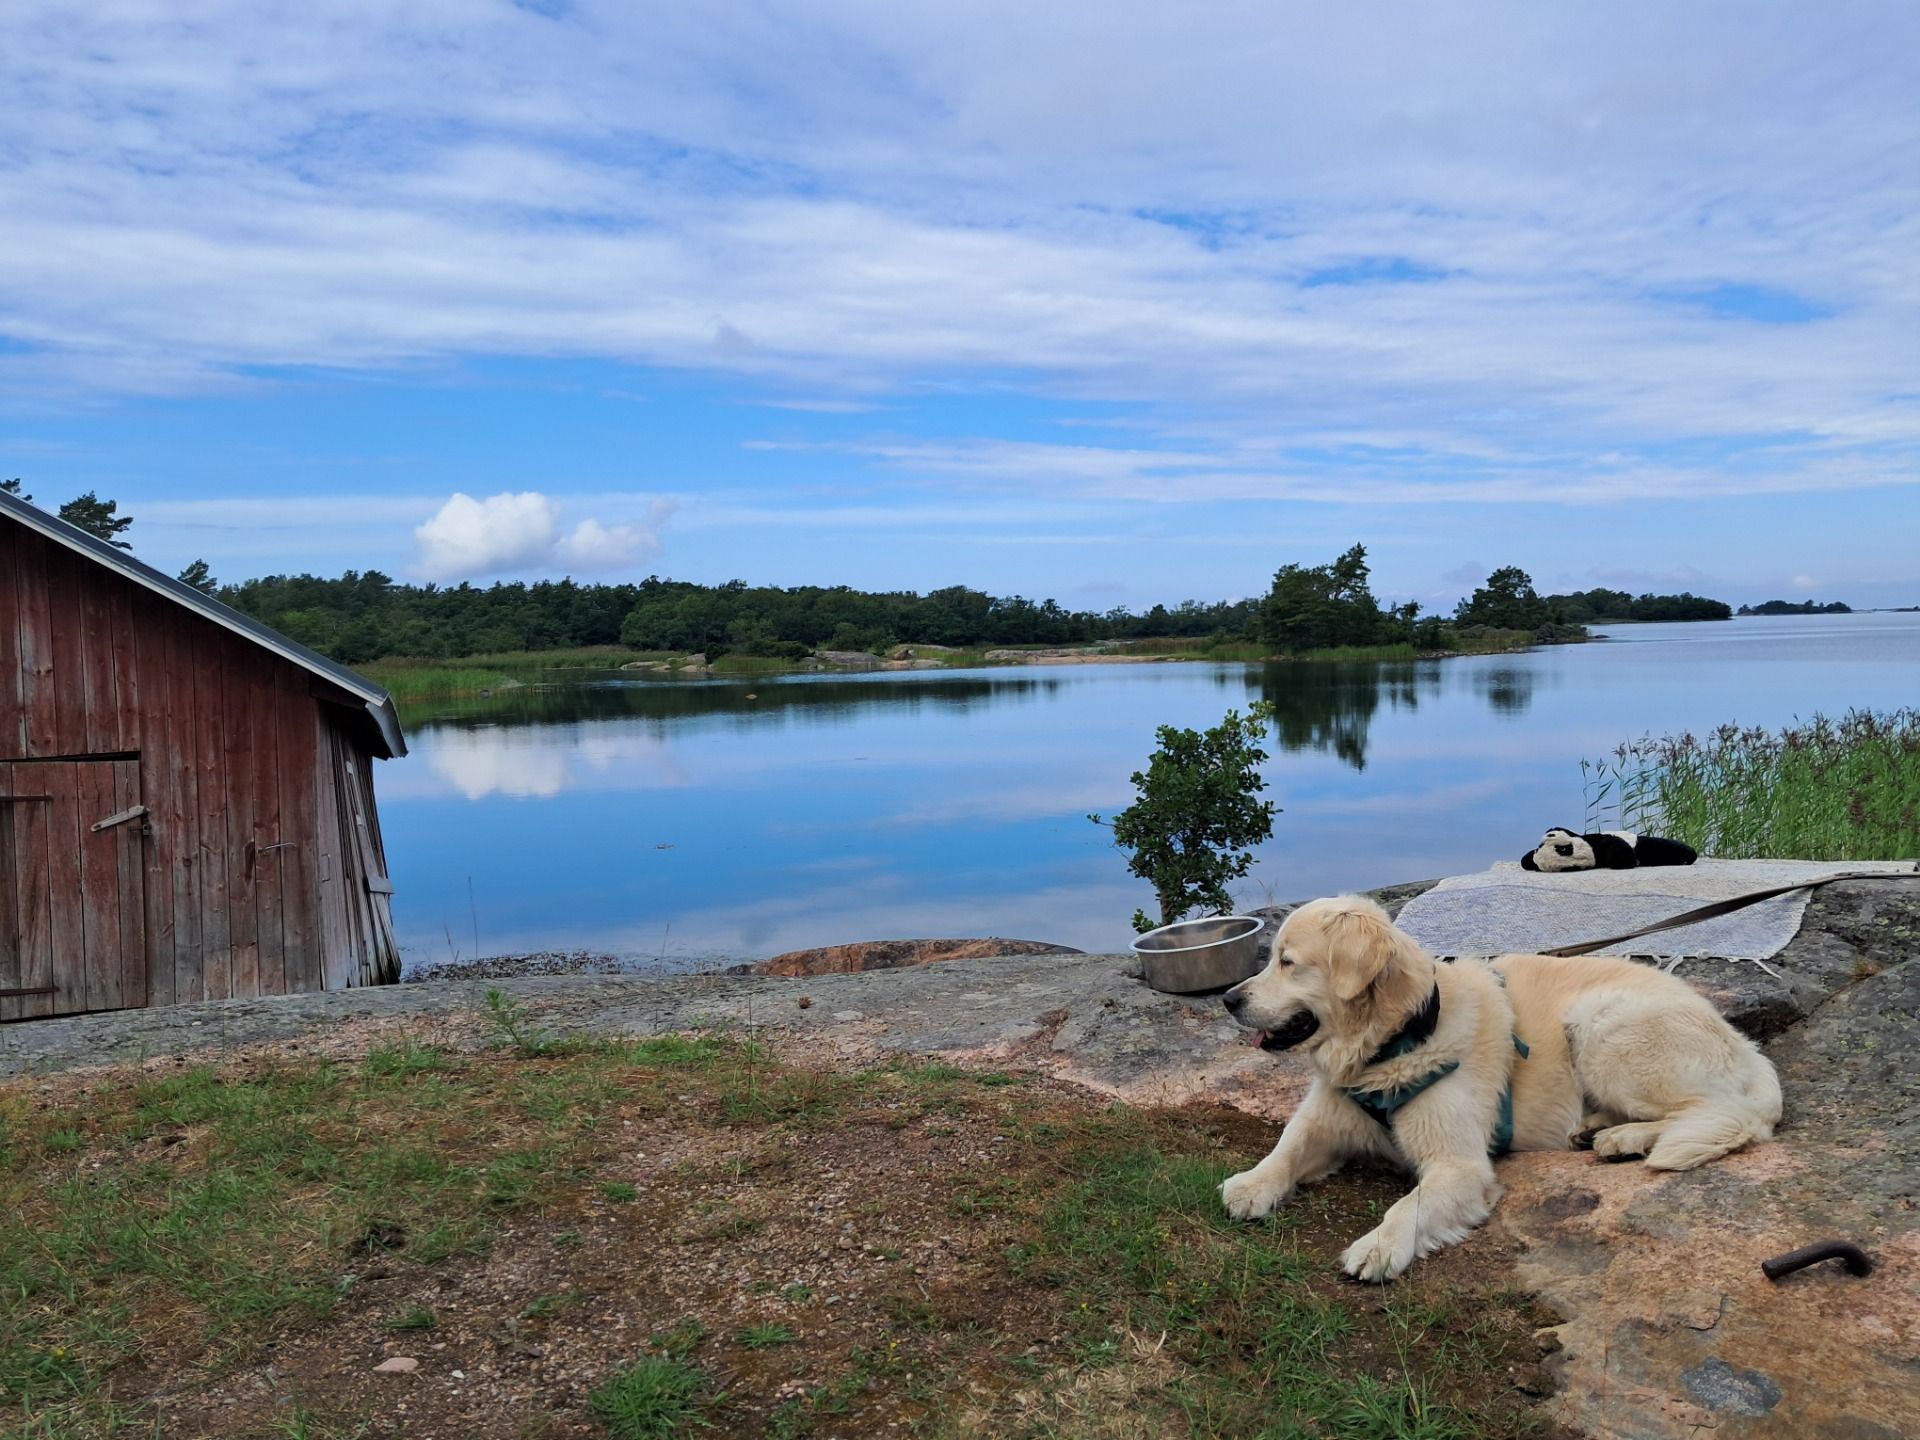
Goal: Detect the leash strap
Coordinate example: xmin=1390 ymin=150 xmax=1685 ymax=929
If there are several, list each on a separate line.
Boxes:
xmin=1539 ymin=868 xmax=1917 ymax=957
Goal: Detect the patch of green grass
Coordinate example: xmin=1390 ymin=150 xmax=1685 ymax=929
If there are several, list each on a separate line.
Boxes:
xmin=481 ymin=1146 xmax=563 ymax=1209
xmin=890 ymin=1061 xmax=973 ymax=1085
xmin=734 ymin=1322 xmax=797 ymax=1350
xmin=600 ymin=1181 xmax=639 ymax=1203
xmin=521 ymin=1290 xmax=584 ymax=1321
xmin=480 ymin=987 xmax=553 ymax=1055
xmin=362 ymin=1039 xmax=451 ymax=1080
xmin=620 ymin=1034 xmax=734 ymax=1070
xmin=647 ymin=1318 xmax=707 ymax=1361
xmin=270 ymin=1405 xmax=373 ymax=1440
xmin=588 ymin=1356 xmax=716 ymax=1439
xmin=715 ymin=1067 xmax=850 ymax=1128
xmin=894 ymin=1061 xmax=1014 ymax=1088
xmin=0 ymin=1045 xmax=640 ymax=1433
xmin=382 ymin=1306 xmax=437 ymax=1333
xmin=680 ymin=1211 xmax=762 ymax=1244
xmin=1015 ymin=1112 xmax=1500 ymax=1438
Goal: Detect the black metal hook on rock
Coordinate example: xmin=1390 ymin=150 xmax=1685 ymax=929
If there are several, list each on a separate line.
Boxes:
xmin=1760 ymin=1240 xmax=1873 ymax=1282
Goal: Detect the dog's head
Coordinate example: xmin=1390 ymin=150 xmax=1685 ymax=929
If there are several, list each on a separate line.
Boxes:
xmin=1222 ymin=896 xmax=1429 ymax=1055
xmin=1522 ymin=826 xmax=1595 ymax=872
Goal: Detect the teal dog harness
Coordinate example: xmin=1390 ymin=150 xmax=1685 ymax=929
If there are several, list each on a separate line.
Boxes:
xmin=1342 ymin=982 xmax=1530 ymax=1156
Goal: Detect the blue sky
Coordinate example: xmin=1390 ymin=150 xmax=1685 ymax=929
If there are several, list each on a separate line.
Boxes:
xmin=3 ymin=2 xmax=1917 ymax=611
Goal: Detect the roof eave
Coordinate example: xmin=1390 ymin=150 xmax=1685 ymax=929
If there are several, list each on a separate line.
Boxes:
xmin=0 ymin=489 xmax=408 ymax=760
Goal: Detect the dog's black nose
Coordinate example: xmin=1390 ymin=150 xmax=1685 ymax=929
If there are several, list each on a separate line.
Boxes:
xmin=1222 ymin=988 xmax=1245 ymax=1014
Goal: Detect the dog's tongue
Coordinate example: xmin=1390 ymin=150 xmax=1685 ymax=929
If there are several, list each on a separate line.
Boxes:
xmin=1249 ymin=1030 xmax=1271 ymax=1048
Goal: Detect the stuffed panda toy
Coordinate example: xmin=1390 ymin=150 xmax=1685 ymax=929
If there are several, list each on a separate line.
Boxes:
xmin=1520 ymin=827 xmax=1698 ymax=872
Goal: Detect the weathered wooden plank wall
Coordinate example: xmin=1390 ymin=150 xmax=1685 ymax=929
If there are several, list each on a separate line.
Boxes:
xmin=1 ymin=518 xmax=398 ymax=1016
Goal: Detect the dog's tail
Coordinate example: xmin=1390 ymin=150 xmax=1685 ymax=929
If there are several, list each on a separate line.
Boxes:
xmin=1644 ymin=1059 xmax=1781 ymax=1171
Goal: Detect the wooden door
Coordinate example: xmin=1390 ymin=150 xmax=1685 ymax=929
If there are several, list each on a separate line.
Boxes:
xmin=0 ymin=759 xmax=148 ymax=1020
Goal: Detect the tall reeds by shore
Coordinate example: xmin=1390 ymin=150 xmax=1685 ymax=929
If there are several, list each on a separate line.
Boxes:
xmin=1584 ymin=709 xmax=1920 ymax=860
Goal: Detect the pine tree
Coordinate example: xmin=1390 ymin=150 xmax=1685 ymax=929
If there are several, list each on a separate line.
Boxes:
xmin=57 ymin=491 xmax=135 ymax=549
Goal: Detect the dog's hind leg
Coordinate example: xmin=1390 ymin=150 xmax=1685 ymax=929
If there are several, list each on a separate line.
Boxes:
xmin=1588 ymin=1119 xmax=1669 ymax=1160
xmin=1567 ymin=993 xmax=1781 ymax=1170
xmin=1642 ymin=1102 xmax=1772 ymax=1170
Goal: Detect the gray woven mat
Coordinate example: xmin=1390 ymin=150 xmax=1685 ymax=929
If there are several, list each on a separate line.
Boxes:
xmin=1393 ymin=858 xmax=1917 ymax=967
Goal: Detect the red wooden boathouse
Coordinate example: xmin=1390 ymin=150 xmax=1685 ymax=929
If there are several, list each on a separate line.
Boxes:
xmin=1 ymin=489 xmax=407 ymax=1020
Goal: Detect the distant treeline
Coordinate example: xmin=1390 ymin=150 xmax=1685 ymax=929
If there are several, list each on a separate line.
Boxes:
xmin=1542 ymin=587 xmax=1733 ymax=623
xmin=202 ymin=552 xmax=1751 ymax=672
xmin=218 ymin=571 xmax=1258 ymax=664
xmin=210 ymin=548 xmax=1733 ymax=666
xmin=1737 ymin=599 xmax=1852 ymax=616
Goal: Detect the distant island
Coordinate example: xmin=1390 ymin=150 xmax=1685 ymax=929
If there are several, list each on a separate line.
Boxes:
xmin=1736 ymin=599 xmax=1852 ymax=616
xmin=204 ymin=545 xmax=1732 ymax=668
xmin=1541 ymin=587 xmax=1731 ymax=623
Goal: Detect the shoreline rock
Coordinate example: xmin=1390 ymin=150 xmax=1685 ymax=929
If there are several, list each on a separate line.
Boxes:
xmin=742 ymin=936 xmax=1083 ymax=977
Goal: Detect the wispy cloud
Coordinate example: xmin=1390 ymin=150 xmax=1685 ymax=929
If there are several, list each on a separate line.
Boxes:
xmin=744 ymin=435 xmax=1920 ymax=507
xmin=1 ymin=1 xmax=1917 ymax=519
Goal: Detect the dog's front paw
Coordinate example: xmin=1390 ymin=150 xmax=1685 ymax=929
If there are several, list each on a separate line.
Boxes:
xmin=1220 ymin=1168 xmax=1289 ymax=1221
xmin=1341 ymin=1218 xmax=1417 ymax=1283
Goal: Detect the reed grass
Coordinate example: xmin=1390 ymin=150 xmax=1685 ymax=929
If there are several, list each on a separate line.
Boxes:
xmin=358 ymin=647 xmax=672 ymax=699
xmin=705 ymin=655 xmax=800 ymax=675
xmin=357 ymin=664 xmax=518 ymax=701
xmin=1583 ymin=709 xmax=1920 ymax=860
xmin=1300 ymin=642 xmax=1420 ymax=661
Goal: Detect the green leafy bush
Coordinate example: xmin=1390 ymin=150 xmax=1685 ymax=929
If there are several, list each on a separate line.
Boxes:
xmin=1094 ymin=704 xmax=1279 ymax=932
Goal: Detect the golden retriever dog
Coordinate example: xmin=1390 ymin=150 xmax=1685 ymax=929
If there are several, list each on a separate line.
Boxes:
xmin=1219 ymin=895 xmax=1782 ymax=1281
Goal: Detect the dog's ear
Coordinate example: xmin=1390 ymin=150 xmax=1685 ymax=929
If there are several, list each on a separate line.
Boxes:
xmin=1326 ymin=908 xmax=1402 ymax=1001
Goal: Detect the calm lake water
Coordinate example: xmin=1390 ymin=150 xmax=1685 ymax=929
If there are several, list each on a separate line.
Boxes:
xmin=378 ymin=612 xmax=1920 ymax=972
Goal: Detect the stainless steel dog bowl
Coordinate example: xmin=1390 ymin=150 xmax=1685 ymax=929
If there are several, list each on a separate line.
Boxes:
xmin=1130 ymin=914 xmax=1270 ymax=994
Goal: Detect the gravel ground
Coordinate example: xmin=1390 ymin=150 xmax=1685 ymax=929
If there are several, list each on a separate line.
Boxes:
xmin=402 ymin=951 xmax=634 ymax=984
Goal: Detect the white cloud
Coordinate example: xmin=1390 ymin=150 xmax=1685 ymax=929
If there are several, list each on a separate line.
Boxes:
xmin=555 ymin=517 xmax=650 ymax=569
xmin=414 ymin=492 xmax=559 ymax=580
xmin=413 ymin=491 xmax=667 ymax=581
